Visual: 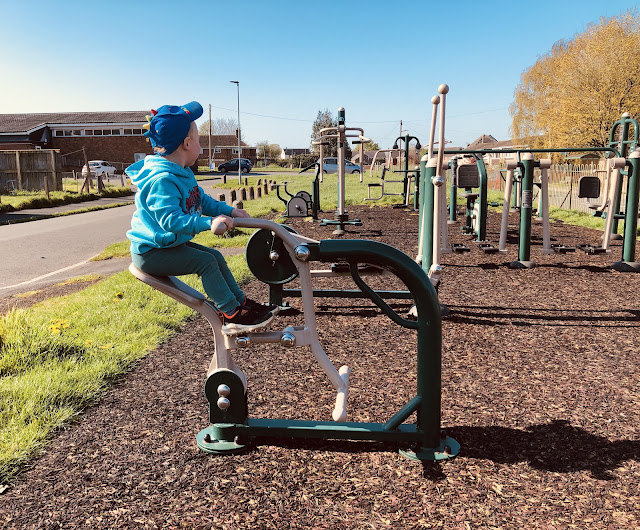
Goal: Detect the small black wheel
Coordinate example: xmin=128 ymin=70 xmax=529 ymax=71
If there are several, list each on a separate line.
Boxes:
xmin=242 ymin=167 xmax=249 ymax=174
xmin=219 ymin=167 xmax=227 ymax=173
xmin=351 ymin=170 xmax=360 ymax=174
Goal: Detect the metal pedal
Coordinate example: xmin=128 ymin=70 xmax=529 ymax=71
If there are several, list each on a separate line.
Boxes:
xmin=478 ymin=243 xmax=499 ymax=254
xmin=451 ymin=243 xmax=471 ymax=253
xmin=576 ymin=244 xmax=607 ymax=255
xmin=551 ymin=244 xmax=576 ymax=253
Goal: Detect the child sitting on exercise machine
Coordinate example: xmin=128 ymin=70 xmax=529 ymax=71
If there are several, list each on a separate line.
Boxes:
xmin=126 ymin=101 xmax=277 ymax=333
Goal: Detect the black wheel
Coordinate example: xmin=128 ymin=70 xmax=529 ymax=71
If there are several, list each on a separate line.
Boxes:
xmin=242 ymin=167 xmax=249 ymax=174
xmin=351 ymin=170 xmax=360 ymax=174
xmin=323 ymin=169 xmax=327 ymax=174
xmin=219 ymin=166 xmax=227 ymax=173
xmin=245 ymin=226 xmax=299 ymax=284
xmin=295 ymin=190 xmax=312 ymax=203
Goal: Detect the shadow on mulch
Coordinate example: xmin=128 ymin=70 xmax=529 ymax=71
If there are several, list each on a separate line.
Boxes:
xmin=450 ymin=420 xmax=640 ymax=480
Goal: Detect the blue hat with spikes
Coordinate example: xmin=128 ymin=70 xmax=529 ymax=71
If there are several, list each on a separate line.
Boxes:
xmin=143 ymin=101 xmax=203 ymax=155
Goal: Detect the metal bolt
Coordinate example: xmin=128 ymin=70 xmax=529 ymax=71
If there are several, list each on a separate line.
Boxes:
xmin=280 ymin=332 xmax=296 ymax=347
xmin=217 ymin=397 xmax=230 ymax=410
xmin=269 ymin=250 xmax=280 ymax=261
xmin=443 ymin=445 xmax=452 ymax=455
xmin=217 ymin=384 xmax=230 ymax=397
xmin=235 ymin=336 xmax=251 ymax=348
xmin=294 ymin=245 xmax=310 ymax=262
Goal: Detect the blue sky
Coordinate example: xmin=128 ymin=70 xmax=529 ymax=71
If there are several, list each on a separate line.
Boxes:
xmin=1 ymin=0 xmax=637 ymax=150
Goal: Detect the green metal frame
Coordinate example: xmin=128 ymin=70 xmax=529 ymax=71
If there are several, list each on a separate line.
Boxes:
xmin=199 ymin=238 xmax=459 ymax=461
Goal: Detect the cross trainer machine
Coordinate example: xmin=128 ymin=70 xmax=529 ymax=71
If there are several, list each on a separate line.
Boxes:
xmin=276 ymin=163 xmax=321 ymax=219
xmin=128 ymin=217 xmax=459 ymax=462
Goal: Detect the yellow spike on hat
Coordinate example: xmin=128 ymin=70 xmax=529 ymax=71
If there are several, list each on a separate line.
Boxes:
xmin=145 ymin=115 xmax=152 ymax=122
xmin=142 ymin=123 xmax=150 ymax=131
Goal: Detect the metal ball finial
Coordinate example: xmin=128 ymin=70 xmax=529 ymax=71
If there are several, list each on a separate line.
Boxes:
xmin=438 ymin=84 xmax=449 ymax=94
xmin=431 ymin=95 xmax=440 ymax=104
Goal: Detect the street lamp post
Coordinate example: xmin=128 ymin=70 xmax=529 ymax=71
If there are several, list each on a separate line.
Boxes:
xmin=230 ymin=81 xmax=241 ymax=184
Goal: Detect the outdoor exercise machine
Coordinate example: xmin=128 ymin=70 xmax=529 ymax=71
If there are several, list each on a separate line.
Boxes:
xmin=275 ymin=163 xmax=321 ymax=219
xmin=485 ymin=146 xmax=638 ymax=269
xmin=607 ymin=113 xmax=639 ymax=239
xmin=364 ymin=149 xmax=408 ymax=202
xmin=128 ymin=217 xmax=459 ymax=462
xmin=448 ymin=155 xmax=494 ymax=251
xmin=392 ymin=134 xmax=422 ymax=208
xmin=312 ymin=108 xmax=369 ymax=235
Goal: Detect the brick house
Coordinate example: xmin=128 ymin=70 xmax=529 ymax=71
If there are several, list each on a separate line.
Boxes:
xmin=0 ymin=111 xmax=150 ymax=170
xmin=199 ymin=134 xmax=256 ymax=166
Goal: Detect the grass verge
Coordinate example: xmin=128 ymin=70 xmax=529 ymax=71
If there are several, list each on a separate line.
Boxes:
xmin=0 ymin=254 xmax=250 ymax=484
xmin=0 ymin=186 xmax=132 ymax=213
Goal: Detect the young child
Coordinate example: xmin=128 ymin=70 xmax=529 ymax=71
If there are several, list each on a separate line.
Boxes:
xmin=126 ymin=101 xmax=277 ymax=333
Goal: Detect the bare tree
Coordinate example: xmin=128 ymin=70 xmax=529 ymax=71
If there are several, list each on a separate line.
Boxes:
xmin=199 ymin=118 xmax=241 ymax=139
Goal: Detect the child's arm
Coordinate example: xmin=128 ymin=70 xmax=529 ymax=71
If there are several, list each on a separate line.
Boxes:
xmin=148 ymin=179 xmax=212 ymax=235
xmin=201 ymin=189 xmax=234 ymax=218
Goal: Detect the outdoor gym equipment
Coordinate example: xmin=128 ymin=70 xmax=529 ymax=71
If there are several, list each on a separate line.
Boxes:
xmin=364 ymin=149 xmax=408 ymax=202
xmin=128 ymin=217 xmax=459 ymax=462
xmin=312 ymin=107 xmax=369 ymax=235
xmin=417 ymin=85 xmax=450 ymax=286
xmin=449 ymin=156 xmax=493 ymax=250
xmin=276 ymin=163 xmax=321 ymax=219
xmin=392 ymin=134 xmax=422 ymax=208
xmin=607 ymin=113 xmax=639 ymax=238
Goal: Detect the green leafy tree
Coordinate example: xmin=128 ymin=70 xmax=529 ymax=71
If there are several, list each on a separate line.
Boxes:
xmin=510 ymin=11 xmax=640 ymax=150
xmin=256 ymin=140 xmax=282 ymax=161
xmin=310 ymin=109 xmax=353 ymax=159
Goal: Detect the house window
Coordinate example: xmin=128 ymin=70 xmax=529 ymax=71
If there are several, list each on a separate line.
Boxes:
xmin=55 ymin=130 xmax=64 ymax=136
xmin=132 ymin=129 xmax=143 ymax=135
xmin=110 ymin=129 xmax=122 ymax=135
xmin=232 ymin=148 xmax=240 ymax=155
xmin=214 ymin=147 xmax=221 ymax=154
xmin=93 ymin=130 xmax=103 ymax=136
xmin=84 ymin=130 xmax=93 ymax=136
xmin=124 ymin=129 xmax=133 ymax=135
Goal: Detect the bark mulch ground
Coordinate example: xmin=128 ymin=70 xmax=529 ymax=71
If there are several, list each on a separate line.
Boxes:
xmin=2 ymin=205 xmax=640 ymax=528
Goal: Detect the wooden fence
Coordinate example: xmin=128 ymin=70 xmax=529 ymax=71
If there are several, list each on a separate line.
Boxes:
xmin=0 ymin=149 xmax=62 ymax=193
xmin=487 ymin=160 xmax=613 ymax=214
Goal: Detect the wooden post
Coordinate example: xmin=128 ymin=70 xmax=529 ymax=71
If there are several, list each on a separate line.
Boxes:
xmin=230 ymin=189 xmax=237 ymax=202
xmin=80 ymin=146 xmax=92 ymax=194
xmin=216 ymin=193 xmax=226 ymax=203
xmin=239 ymin=187 xmax=247 ymax=201
xmin=256 ymin=186 xmax=262 ymax=198
xmin=248 ymin=187 xmax=255 ymax=200
xmin=49 ymin=149 xmax=56 ymax=195
xmin=15 ymin=151 xmax=22 ymax=190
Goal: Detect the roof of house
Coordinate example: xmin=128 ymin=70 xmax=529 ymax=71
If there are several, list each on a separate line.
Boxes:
xmin=283 ymin=148 xmax=310 ymax=155
xmin=465 ymin=134 xmax=499 ymax=149
xmin=198 ymin=135 xmax=250 ymax=147
xmin=0 ymin=111 xmax=148 ymax=134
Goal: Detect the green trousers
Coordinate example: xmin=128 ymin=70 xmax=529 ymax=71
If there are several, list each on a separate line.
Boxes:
xmin=132 ymin=242 xmax=244 ymax=314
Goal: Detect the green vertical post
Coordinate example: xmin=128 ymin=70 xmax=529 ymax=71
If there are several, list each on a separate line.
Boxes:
xmin=477 ymin=159 xmax=488 ymax=242
xmin=612 ymin=117 xmax=632 ymax=236
xmin=613 ymin=150 xmax=640 ymax=271
xmin=420 ymin=156 xmax=435 ymax=273
xmin=403 ymin=134 xmax=410 ymax=204
xmin=510 ymin=153 xmax=536 ymax=268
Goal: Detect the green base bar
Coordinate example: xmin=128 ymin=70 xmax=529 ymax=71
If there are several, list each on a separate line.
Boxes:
xmin=611 ymin=261 xmax=640 ymax=272
xmin=282 ymin=289 xmax=415 ymax=300
xmin=509 ymin=260 xmax=536 ymax=269
xmin=399 ymin=436 xmax=460 ymax=462
xmin=196 ymin=426 xmax=252 ymax=455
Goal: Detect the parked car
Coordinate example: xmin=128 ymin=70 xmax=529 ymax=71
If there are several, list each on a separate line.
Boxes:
xmin=319 ymin=157 xmax=361 ymax=174
xmin=217 ymin=158 xmax=253 ymax=174
xmin=82 ymin=160 xmax=117 ymax=177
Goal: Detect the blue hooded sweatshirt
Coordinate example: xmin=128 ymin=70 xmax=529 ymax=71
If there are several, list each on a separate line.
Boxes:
xmin=126 ymin=155 xmax=233 ymax=254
